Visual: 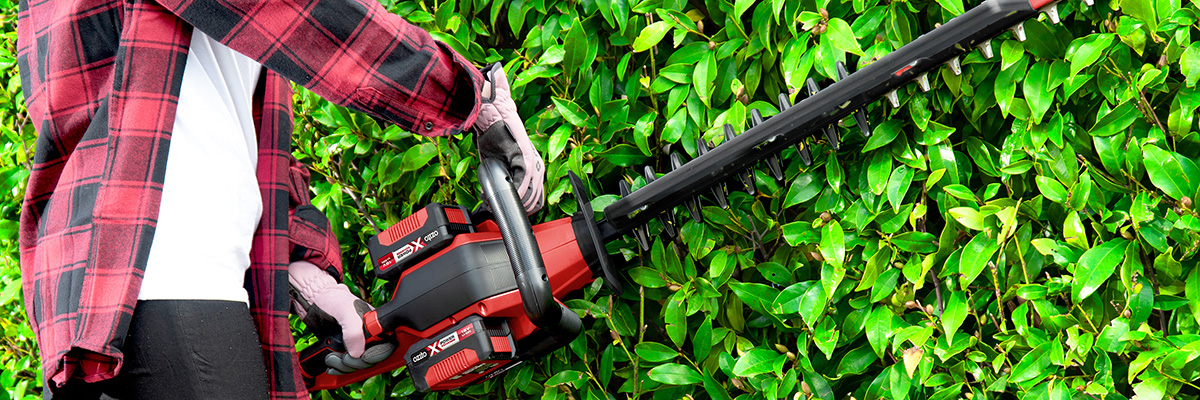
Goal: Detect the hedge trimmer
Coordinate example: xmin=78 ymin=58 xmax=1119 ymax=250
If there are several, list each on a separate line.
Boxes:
xmin=300 ymin=0 xmax=1066 ymax=391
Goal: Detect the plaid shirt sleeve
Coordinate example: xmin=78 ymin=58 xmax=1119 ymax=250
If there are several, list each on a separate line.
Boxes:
xmin=285 ymin=156 xmax=343 ymax=277
xmin=157 ymin=0 xmax=484 ymax=137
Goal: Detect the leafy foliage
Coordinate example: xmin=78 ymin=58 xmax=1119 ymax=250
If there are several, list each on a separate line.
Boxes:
xmin=5 ymin=0 xmax=1200 ymax=399
xmin=0 ymin=0 xmax=41 ymax=398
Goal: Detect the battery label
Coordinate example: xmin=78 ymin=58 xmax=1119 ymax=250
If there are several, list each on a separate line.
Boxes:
xmin=412 ymin=321 xmax=477 ymax=366
xmin=378 ymin=231 xmax=439 ymax=271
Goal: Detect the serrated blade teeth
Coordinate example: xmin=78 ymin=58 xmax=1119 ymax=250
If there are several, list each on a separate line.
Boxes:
xmin=739 ymin=172 xmax=756 ymax=195
xmin=795 ymin=142 xmax=813 ymax=166
xmin=777 ymin=93 xmax=793 ymax=111
xmin=670 ymin=152 xmax=702 ymax=222
xmin=686 ymin=197 xmax=702 ymax=223
xmin=1083 ymin=0 xmax=1093 ymax=6
xmin=712 ymin=180 xmax=729 ymax=209
xmin=619 ymin=180 xmax=651 ymax=251
xmin=853 ymin=111 xmax=870 ymax=138
xmin=947 ymin=56 xmax=961 ymax=76
xmin=836 ymin=61 xmax=851 ymax=80
xmin=767 ymin=155 xmax=784 ymax=180
xmin=805 ymin=78 xmax=821 ymax=97
xmin=823 ymin=127 xmax=840 ymax=150
xmin=750 ymin=109 xmax=764 ymax=128
xmin=1045 ymin=3 xmax=1060 ymax=24
xmin=979 ymin=40 xmax=994 ymax=59
xmin=917 ymin=73 xmax=931 ymax=92
xmin=718 ymin=125 xmax=755 ymax=194
xmin=885 ymin=90 xmax=900 ymax=108
xmin=1011 ymin=23 xmax=1026 ymax=42
xmin=634 ymin=225 xmax=650 ymax=250
xmin=642 ymin=166 xmax=677 ymax=239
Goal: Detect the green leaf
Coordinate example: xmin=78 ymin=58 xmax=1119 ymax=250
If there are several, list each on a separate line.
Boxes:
xmin=935 ymin=0 xmax=964 ymax=15
xmin=1010 ymin=342 xmax=1053 ymax=383
xmin=941 ymin=291 xmax=968 ymax=346
xmin=1072 ymin=239 xmax=1130 ymax=303
xmin=1036 ymin=175 xmax=1068 ymax=204
xmin=835 ymin=344 xmax=879 ymax=377
xmin=857 ymin=247 xmax=893 ymax=292
xmin=1129 ymin=277 xmax=1154 ymax=326
xmin=632 ymin=21 xmax=672 ymax=52
xmin=545 ymin=370 xmax=587 ymax=387
xmin=959 ymin=233 xmax=998 ymax=287
xmin=871 ymin=268 xmax=901 ymax=302
xmin=892 ymin=231 xmax=938 ymax=253
xmin=635 ymin=342 xmax=679 ymax=362
xmin=732 ymin=349 xmax=782 ymax=377
xmin=862 ymin=120 xmax=902 ymax=152
xmin=825 ymin=18 xmax=863 ymax=56
xmin=702 ymin=375 xmax=733 ymax=400
xmin=827 ymin=152 xmax=844 ymax=193
xmin=1121 ymin=0 xmax=1158 ymax=29
xmin=665 ymin=290 xmax=687 ymax=347
xmin=814 ymin=319 xmax=840 ymax=360
xmin=820 ymin=220 xmax=845 ymax=269
xmin=1067 ymin=33 xmax=1114 ymax=75
xmin=694 ymin=53 xmax=717 ymax=107
xmin=1064 ymin=211 xmax=1088 ymax=249
xmin=1183 ymin=42 xmax=1200 ymax=87
xmin=868 ymin=152 xmax=893 ymax=195
xmin=785 ymin=171 xmax=823 ymax=207
xmin=694 ymin=317 xmax=714 ymax=359
xmin=548 ymin=125 xmax=571 ymax=160
xmin=866 ymin=306 xmax=894 ymax=358
xmin=563 ymin=20 xmax=590 ymax=78
xmin=663 ymin=108 xmax=688 ymax=144
xmin=1023 ymin=60 xmax=1053 ymax=123
xmin=598 ymin=144 xmax=650 ymax=167
xmin=733 ymin=0 xmax=755 ymax=19
xmin=887 ymin=165 xmax=913 ymax=213
xmin=399 ymin=143 xmax=438 ymax=172
xmin=1188 ymin=267 xmax=1200 ymax=326
xmin=1089 ymin=101 xmax=1139 ymax=137
xmin=648 ymin=363 xmax=704 ymax=385
xmin=948 ymin=207 xmax=988 ymax=231
xmin=552 ymin=97 xmax=588 ymax=127
xmin=1142 ymin=145 xmax=1194 ymax=200
xmin=1001 ymin=40 xmax=1025 ymax=71
xmin=628 ymin=267 xmax=668 ymax=288
xmin=728 ymin=281 xmax=781 ymax=315
xmin=798 ymin=282 xmax=828 ymax=326
xmin=942 ymin=184 xmax=976 ymax=201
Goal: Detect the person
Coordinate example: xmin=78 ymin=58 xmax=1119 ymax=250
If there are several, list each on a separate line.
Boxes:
xmin=15 ymin=0 xmax=544 ymax=397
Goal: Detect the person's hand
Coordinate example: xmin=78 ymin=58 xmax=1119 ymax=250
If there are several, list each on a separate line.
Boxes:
xmin=474 ymin=62 xmax=545 ymax=215
xmin=288 ymin=261 xmax=395 ymax=375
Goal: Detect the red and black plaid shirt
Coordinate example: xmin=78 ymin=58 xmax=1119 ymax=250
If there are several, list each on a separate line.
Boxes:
xmin=16 ymin=0 xmax=482 ymax=397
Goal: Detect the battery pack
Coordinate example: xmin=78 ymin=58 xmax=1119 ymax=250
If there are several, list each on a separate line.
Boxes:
xmin=368 ymin=204 xmax=474 ymax=281
xmin=405 ymin=316 xmax=518 ymax=392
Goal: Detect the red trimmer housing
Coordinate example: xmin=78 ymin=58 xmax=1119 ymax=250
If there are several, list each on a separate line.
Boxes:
xmin=300 ymin=161 xmax=617 ymax=392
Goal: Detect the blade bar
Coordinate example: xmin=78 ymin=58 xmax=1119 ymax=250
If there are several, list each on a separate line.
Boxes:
xmin=599 ymin=0 xmax=1037 ymax=236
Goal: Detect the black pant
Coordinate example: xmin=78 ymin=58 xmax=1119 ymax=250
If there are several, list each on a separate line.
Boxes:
xmin=48 ymin=300 xmax=270 ymax=400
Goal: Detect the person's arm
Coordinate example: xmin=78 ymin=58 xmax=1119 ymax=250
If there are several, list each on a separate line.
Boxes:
xmin=284 ymin=156 xmax=396 ymax=371
xmin=157 ymin=0 xmax=483 ymax=137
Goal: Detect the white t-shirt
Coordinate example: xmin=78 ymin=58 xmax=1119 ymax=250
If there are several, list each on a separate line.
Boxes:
xmin=139 ymin=31 xmax=264 ymax=304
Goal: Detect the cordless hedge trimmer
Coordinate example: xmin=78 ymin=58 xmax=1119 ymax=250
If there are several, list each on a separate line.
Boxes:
xmin=300 ymin=0 xmax=1067 ymax=391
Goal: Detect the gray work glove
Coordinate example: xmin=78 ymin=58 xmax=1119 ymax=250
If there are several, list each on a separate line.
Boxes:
xmin=474 ymin=62 xmax=545 ymax=215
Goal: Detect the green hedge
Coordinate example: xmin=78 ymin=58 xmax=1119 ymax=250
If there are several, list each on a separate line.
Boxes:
xmin=5 ymin=0 xmax=1200 ymax=399
xmin=1 ymin=0 xmax=40 ymax=396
